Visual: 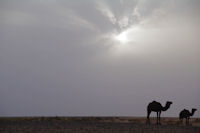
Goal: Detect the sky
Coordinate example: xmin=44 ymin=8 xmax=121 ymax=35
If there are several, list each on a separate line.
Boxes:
xmin=0 ymin=0 xmax=200 ymax=117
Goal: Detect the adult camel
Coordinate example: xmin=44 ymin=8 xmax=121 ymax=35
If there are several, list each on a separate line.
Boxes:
xmin=146 ymin=101 xmax=172 ymax=124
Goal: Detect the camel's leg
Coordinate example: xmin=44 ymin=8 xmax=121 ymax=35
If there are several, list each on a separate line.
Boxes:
xmin=156 ymin=112 xmax=159 ymax=125
xmin=180 ymin=118 xmax=183 ymax=125
xmin=187 ymin=118 xmax=188 ymax=125
xmin=146 ymin=109 xmax=151 ymax=124
xmin=186 ymin=118 xmax=188 ymax=125
xmin=188 ymin=118 xmax=190 ymax=125
xmin=185 ymin=118 xmax=187 ymax=125
xmin=158 ymin=111 xmax=161 ymax=125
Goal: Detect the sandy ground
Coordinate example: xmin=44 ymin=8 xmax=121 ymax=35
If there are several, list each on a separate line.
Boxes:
xmin=0 ymin=117 xmax=200 ymax=133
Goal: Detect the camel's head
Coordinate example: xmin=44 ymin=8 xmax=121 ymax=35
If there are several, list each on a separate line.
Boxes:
xmin=166 ymin=101 xmax=173 ymax=106
xmin=192 ymin=108 xmax=197 ymax=112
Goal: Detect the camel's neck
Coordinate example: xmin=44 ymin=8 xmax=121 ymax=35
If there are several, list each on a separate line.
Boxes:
xmin=190 ymin=110 xmax=196 ymax=116
xmin=161 ymin=103 xmax=170 ymax=111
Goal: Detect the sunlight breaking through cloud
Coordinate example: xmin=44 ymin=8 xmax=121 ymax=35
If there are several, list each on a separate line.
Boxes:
xmin=113 ymin=31 xmax=129 ymax=44
xmin=0 ymin=0 xmax=200 ymax=117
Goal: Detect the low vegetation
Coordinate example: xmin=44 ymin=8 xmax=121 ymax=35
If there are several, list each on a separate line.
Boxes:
xmin=0 ymin=117 xmax=200 ymax=133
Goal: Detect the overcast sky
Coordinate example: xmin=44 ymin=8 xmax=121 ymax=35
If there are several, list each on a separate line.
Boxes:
xmin=0 ymin=0 xmax=200 ymax=117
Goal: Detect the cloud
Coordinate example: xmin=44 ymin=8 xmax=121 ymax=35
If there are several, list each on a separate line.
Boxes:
xmin=0 ymin=0 xmax=200 ymax=117
xmin=96 ymin=2 xmax=117 ymax=25
xmin=0 ymin=9 xmax=36 ymax=26
xmin=54 ymin=6 xmax=98 ymax=31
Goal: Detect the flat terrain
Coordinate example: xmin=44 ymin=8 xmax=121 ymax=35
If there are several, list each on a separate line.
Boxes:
xmin=0 ymin=117 xmax=200 ymax=133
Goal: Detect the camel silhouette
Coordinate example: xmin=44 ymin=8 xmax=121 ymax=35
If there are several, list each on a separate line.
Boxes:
xmin=146 ymin=101 xmax=172 ymax=125
xmin=179 ymin=108 xmax=197 ymax=125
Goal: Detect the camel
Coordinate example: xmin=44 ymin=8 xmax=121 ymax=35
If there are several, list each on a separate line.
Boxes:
xmin=146 ymin=101 xmax=172 ymax=125
xmin=179 ymin=108 xmax=197 ymax=125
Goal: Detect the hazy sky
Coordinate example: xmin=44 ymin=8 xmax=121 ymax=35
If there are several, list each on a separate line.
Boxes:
xmin=0 ymin=0 xmax=200 ymax=117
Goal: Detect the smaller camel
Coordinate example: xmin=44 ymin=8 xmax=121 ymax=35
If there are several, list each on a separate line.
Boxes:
xmin=146 ymin=101 xmax=172 ymax=125
xmin=179 ymin=108 xmax=197 ymax=125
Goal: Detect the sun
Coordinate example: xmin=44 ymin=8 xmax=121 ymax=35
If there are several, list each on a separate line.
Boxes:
xmin=114 ymin=31 xmax=129 ymax=44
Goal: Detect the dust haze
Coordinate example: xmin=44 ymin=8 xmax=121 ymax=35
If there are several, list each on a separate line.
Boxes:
xmin=0 ymin=0 xmax=200 ymax=117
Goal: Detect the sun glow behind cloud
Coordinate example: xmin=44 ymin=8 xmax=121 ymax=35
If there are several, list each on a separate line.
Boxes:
xmin=113 ymin=31 xmax=129 ymax=44
xmin=95 ymin=1 xmax=147 ymax=56
xmin=95 ymin=1 xmax=172 ymax=58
